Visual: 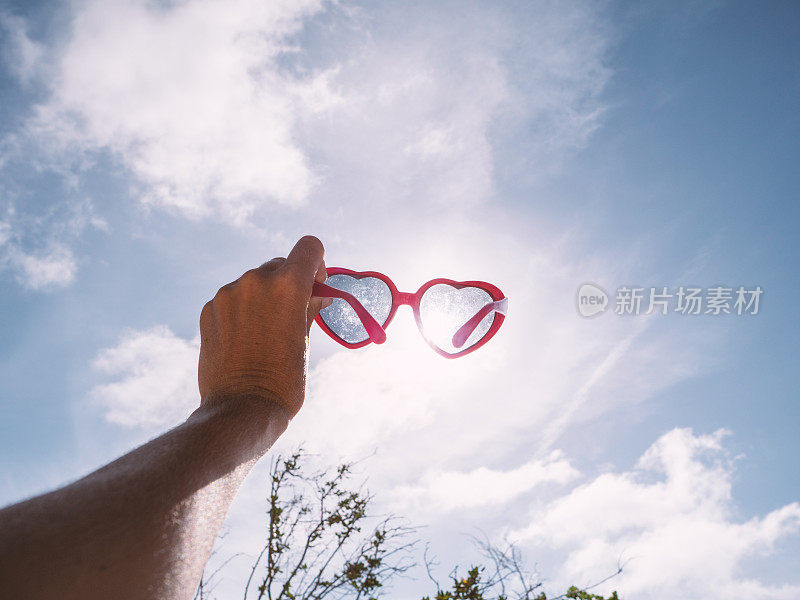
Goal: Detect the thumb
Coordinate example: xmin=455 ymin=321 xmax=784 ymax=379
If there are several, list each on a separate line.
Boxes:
xmin=284 ymin=235 xmax=325 ymax=291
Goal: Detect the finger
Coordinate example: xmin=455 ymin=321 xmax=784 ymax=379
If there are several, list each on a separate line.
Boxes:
xmin=307 ymin=296 xmax=334 ymax=331
xmin=308 ymin=257 xmax=329 ymax=331
xmin=284 ymin=235 xmax=325 ymax=287
xmin=315 ymin=257 xmax=327 ymax=284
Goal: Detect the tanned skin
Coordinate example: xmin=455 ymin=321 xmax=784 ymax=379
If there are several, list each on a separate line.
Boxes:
xmin=0 ymin=235 xmax=333 ymax=600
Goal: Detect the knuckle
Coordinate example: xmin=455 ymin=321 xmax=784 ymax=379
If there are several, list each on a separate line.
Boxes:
xmin=212 ymin=285 xmax=231 ymax=304
xmin=238 ymin=269 xmax=264 ymax=290
xmin=208 ymin=285 xmax=235 ymax=315
xmin=200 ymin=300 xmax=214 ymax=327
xmin=260 ymin=257 xmax=286 ymax=271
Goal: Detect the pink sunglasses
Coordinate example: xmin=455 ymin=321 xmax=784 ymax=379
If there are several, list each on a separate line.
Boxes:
xmin=312 ymin=267 xmax=508 ymax=358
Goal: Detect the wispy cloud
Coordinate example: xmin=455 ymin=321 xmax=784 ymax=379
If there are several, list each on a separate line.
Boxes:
xmin=0 ymin=11 xmax=44 ymax=87
xmin=391 ymin=450 xmax=579 ymax=512
xmin=0 ymin=200 xmax=104 ymax=290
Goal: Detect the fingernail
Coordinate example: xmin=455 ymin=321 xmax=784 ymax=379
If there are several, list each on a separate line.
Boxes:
xmin=322 ymin=297 xmax=334 ymax=308
xmin=315 ymin=269 xmax=327 ymax=284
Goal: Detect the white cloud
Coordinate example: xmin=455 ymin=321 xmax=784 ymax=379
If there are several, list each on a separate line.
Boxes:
xmin=10 ymin=244 xmax=77 ymax=290
xmin=91 ymin=325 xmax=200 ymax=429
xmin=29 ymin=0 xmax=327 ymax=224
xmin=392 ymin=450 xmax=579 ymax=512
xmin=514 ymin=428 xmax=800 ymax=600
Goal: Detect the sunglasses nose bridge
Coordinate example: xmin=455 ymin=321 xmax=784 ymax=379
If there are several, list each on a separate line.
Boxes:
xmin=395 ymin=291 xmax=416 ymax=306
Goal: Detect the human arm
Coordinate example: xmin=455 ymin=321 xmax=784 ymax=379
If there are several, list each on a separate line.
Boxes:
xmin=0 ymin=235 xmax=331 ymax=600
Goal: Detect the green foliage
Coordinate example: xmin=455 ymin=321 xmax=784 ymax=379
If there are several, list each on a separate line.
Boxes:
xmin=241 ymin=449 xmax=416 ymax=600
xmin=420 ymin=558 xmax=620 ymax=600
xmin=563 ymin=587 xmax=619 ymax=600
xmin=422 ymin=566 xmax=485 ymax=600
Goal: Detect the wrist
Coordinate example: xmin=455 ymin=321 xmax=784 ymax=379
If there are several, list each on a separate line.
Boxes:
xmin=189 ymin=395 xmax=290 ymax=458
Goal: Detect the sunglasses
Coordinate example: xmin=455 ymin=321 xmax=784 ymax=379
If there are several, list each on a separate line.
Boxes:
xmin=311 ymin=268 xmax=508 ymax=358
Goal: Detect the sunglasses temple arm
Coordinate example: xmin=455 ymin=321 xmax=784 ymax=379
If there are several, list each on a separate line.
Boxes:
xmin=451 ymin=297 xmax=508 ymax=349
xmin=312 ymin=282 xmax=388 ymax=344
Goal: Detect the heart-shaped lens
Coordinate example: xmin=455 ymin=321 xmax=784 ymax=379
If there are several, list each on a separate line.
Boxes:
xmin=319 ymin=274 xmax=392 ymax=344
xmin=418 ymin=284 xmax=495 ymax=354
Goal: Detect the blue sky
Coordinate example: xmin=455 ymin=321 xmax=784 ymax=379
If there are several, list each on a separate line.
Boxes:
xmin=1 ymin=0 xmax=799 ymax=597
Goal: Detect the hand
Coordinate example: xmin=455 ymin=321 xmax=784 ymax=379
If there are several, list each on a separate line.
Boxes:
xmin=198 ymin=235 xmax=331 ymax=419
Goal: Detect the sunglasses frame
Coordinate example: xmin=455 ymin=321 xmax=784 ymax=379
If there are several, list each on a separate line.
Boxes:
xmin=313 ymin=267 xmax=507 ymax=358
